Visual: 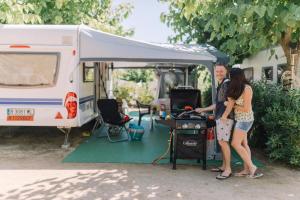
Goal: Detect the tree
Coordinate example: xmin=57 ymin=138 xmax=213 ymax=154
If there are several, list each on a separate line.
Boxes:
xmin=0 ymin=0 xmax=133 ymax=36
xmin=161 ymin=0 xmax=300 ymax=84
xmin=121 ymin=69 xmax=154 ymax=83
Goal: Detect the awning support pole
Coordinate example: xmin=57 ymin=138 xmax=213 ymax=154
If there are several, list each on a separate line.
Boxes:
xmin=185 ymin=67 xmax=189 ymax=86
xmin=108 ymin=63 xmax=114 ymax=98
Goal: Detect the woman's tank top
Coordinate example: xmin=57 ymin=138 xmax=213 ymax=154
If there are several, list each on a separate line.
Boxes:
xmin=234 ymin=85 xmax=254 ymax=122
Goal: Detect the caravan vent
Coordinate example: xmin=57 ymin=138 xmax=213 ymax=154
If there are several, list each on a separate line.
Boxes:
xmin=62 ymin=36 xmax=73 ymax=45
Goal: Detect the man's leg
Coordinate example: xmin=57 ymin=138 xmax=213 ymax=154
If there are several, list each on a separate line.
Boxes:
xmin=211 ymin=145 xmax=225 ymax=172
xmin=220 ymin=150 xmax=226 ymax=170
xmin=218 ymin=140 xmax=231 ymax=176
xmin=214 ymin=119 xmax=233 ymax=173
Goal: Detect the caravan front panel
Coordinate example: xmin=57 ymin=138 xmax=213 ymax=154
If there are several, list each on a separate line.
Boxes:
xmin=0 ymin=45 xmax=80 ymax=127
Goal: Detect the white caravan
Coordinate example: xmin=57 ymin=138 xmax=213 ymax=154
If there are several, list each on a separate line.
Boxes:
xmin=237 ymin=46 xmax=288 ymax=84
xmin=0 ymin=25 xmax=110 ymax=147
xmin=0 ymin=24 xmax=226 ymax=147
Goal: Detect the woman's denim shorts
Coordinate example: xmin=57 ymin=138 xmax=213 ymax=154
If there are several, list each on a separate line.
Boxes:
xmin=234 ymin=121 xmax=254 ymax=133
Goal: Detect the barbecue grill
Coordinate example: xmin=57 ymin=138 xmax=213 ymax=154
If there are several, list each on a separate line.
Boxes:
xmin=169 ymin=88 xmax=214 ymax=170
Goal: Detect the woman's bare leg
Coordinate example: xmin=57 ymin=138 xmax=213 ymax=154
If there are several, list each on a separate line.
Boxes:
xmin=236 ymin=137 xmax=251 ymax=175
xmin=231 ymin=129 xmax=256 ymax=174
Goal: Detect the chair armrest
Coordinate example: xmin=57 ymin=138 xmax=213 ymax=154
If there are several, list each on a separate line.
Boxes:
xmin=139 ymin=103 xmax=151 ymax=109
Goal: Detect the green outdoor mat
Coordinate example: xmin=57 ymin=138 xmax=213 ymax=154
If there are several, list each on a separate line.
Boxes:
xmin=63 ymin=112 xmax=264 ymax=167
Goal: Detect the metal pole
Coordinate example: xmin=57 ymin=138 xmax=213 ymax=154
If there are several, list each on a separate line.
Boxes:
xmin=108 ymin=63 xmax=113 ymax=98
xmin=209 ymin=65 xmax=216 ymax=104
xmin=185 ymin=67 xmax=189 ymax=86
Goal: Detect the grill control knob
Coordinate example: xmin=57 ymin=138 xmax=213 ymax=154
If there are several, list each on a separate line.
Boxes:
xmin=182 ymin=124 xmax=188 ymax=129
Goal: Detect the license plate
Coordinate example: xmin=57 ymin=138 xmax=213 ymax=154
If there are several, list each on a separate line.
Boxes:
xmin=7 ymin=108 xmax=34 ymax=121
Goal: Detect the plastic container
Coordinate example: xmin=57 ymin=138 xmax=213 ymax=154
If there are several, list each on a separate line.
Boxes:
xmin=159 ymin=104 xmax=166 ymax=119
xmin=128 ymin=123 xmax=145 ymax=141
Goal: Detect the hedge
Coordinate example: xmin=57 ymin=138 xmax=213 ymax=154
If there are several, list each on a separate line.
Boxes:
xmin=251 ymin=82 xmax=300 ymax=167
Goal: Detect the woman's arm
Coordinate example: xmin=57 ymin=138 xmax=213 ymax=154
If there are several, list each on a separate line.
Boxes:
xmin=234 ymin=87 xmax=252 ymax=112
xmin=221 ymin=98 xmax=235 ymax=120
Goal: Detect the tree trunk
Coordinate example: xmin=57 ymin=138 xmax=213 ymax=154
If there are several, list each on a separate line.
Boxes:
xmin=280 ymin=29 xmax=292 ymax=70
xmin=279 ymin=29 xmax=300 ymax=88
xmin=294 ymin=52 xmax=300 ymax=87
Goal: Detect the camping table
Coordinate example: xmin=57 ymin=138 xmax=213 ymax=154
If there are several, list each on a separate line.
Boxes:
xmin=156 ymin=119 xmax=207 ymax=170
xmin=150 ymin=98 xmax=170 ymax=130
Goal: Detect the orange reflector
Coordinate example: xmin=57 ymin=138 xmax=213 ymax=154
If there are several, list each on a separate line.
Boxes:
xmin=9 ymin=45 xmax=31 ymax=48
xmin=55 ymin=112 xmax=63 ymax=119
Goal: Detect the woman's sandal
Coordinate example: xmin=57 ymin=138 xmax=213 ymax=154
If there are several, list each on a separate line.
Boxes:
xmin=210 ymin=167 xmax=224 ymax=173
xmin=234 ymin=171 xmax=250 ymax=177
xmin=248 ymin=168 xmax=264 ymax=179
xmin=216 ymin=172 xmax=232 ymax=180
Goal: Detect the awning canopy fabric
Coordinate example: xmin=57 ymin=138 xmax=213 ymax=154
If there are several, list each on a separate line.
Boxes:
xmin=0 ymin=24 xmax=229 ymax=69
xmin=79 ymin=26 xmax=229 ymax=69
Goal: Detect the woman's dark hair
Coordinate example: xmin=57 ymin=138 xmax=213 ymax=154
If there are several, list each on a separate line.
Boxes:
xmin=227 ymin=68 xmax=250 ymax=100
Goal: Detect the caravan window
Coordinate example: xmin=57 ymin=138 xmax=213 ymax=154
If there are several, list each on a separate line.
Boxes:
xmin=262 ymin=66 xmax=273 ymax=81
xmin=83 ymin=62 xmax=95 ymax=82
xmin=0 ymin=53 xmax=59 ymax=87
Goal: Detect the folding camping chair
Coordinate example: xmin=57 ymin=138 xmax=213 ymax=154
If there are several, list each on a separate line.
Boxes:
xmin=136 ymin=100 xmax=151 ymax=126
xmin=94 ymin=99 xmax=132 ymax=142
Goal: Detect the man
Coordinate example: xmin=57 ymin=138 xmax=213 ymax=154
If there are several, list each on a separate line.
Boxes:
xmin=196 ymin=64 xmax=234 ymax=180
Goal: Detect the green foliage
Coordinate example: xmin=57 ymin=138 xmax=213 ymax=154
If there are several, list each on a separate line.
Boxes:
xmin=113 ymin=86 xmax=134 ymax=104
xmin=113 ymin=84 xmax=154 ymax=106
xmin=137 ymin=88 xmax=154 ymax=105
xmin=0 ymin=0 xmax=134 ymax=36
xmin=202 ymin=86 xmax=212 ymax=108
xmin=250 ymin=82 xmax=280 ymax=148
xmin=113 ymin=69 xmax=155 ymax=106
xmin=194 ymin=66 xmax=212 ymax=107
xmin=121 ymin=69 xmax=154 ymax=83
xmin=161 ymin=0 xmax=300 ymax=65
xmin=251 ymin=82 xmax=300 ymax=167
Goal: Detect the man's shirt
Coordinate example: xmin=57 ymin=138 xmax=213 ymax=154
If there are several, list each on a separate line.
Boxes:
xmin=215 ymin=78 xmax=234 ymax=120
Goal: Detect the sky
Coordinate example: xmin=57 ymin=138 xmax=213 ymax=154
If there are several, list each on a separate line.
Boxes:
xmin=112 ymin=0 xmax=175 ymax=43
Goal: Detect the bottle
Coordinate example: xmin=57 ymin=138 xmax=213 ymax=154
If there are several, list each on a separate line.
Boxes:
xmin=159 ymin=104 xmax=166 ymax=119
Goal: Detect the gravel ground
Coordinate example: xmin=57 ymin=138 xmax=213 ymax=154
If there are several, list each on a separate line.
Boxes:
xmin=0 ymin=126 xmax=299 ymax=200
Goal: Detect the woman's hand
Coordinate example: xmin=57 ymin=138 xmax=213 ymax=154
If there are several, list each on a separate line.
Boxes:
xmin=220 ymin=115 xmax=228 ymax=123
xmin=234 ymin=105 xmax=242 ymax=111
xmin=224 ymin=101 xmax=228 ymax=106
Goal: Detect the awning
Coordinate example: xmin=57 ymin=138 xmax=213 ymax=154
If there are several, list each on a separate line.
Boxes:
xmin=79 ymin=26 xmax=229 ymax=68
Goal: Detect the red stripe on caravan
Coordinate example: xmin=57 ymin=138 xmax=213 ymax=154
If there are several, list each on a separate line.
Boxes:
xmin=10 ymin=45 xmax=31 ymax=48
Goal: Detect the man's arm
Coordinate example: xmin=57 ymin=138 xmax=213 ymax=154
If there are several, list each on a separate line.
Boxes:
xmin=195 ymin=104 xmax=216 ymax=113
xmin=221 ymin=98 xmax=234 ymax=119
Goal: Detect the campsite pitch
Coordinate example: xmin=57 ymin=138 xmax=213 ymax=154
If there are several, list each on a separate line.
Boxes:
xmin=0 ymin=126 xmax=299 ymax=200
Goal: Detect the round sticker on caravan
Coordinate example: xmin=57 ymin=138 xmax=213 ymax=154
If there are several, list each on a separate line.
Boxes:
xmin=64 ymin=92 xmax=78 ymax=119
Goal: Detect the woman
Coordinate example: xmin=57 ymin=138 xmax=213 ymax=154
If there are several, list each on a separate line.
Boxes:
xmin=221 ymin=68 xmax=263 ymax=179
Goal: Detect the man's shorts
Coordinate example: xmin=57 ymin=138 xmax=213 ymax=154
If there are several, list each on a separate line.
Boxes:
xmin=216 ymin=119 xmax=234 ymax=142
